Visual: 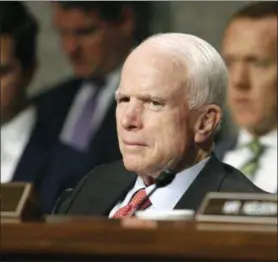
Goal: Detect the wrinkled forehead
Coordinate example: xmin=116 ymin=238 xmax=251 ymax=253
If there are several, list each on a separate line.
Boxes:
xmin=119 ymin=46 xmax=187 ymax=98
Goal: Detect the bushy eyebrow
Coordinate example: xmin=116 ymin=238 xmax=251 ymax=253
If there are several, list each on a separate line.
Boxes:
xmin=138 ymin=94 xmax=166 ymax=103
xmin=115 ymin=91 xmax=125 ymax=100
xmin=115 ymin=91 xmax=166 ymax=103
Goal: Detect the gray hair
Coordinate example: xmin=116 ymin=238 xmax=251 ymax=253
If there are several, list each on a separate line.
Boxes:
xmin=140 ymin=33 xmax=228 ymax=110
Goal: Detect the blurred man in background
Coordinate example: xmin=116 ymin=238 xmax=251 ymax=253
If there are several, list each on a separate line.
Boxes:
xmin=48 ymin=2 xmax=139 ymax=152
xmin=215 ymin=2 xmax=277 ymax=193
xmin=0 ymin=2 xmax=62 ymax=209
xmin=1 ymin=2 xmax=41 ymax=183
xmin=33 ymin=2 xmax=152 ymax=212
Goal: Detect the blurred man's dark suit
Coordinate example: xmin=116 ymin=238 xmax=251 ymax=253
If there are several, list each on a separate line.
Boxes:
xmin=213 ymin=132 xmax=238 ymax=160
xmin=12 ymin=77 xmax=121 ymax=213
xmin=55 ymin=154 xmax=264 ymax=216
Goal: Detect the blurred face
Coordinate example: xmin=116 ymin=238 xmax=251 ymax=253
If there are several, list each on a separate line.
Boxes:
xmin=52 ymin=4 xmax=133 ymax=79
xmin=0 ymin=35 xmax=30 ymax=123
xmin=222 ymin=17 xmax=277 ymax=135
xmin=116 ymin=48 xmax=199 ymax=177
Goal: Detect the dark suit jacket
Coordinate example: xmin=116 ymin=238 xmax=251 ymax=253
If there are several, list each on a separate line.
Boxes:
xmin=12 ymin=77 xmax=121 ymax=213
xmin=56 ymin=154 xmax=264 ymax=216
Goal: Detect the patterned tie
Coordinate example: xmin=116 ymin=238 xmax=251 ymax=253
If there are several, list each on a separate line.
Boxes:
xmin=69 ymin=79 xmax=104 ymax=151
xmin=112 ymin=189 xmax=151 ymax=219
xmin=240 ymin=138 xmax=265 ymax=179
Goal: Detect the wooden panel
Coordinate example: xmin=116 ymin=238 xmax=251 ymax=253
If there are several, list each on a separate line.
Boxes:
xmin=1 ymin=216 xmax=277 ymax=262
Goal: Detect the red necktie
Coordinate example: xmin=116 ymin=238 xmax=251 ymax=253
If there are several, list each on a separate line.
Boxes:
xmin=112 ymin=189 xmax=151 ymax=219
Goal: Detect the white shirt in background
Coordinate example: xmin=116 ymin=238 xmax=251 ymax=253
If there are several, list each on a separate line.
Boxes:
xmin=1 ymin=107 xmax=36 ymax=183
xmin=223 ymin=129 xmax=277 ymax=193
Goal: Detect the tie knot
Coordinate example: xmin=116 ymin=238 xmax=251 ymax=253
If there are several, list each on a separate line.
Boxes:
xmin=112 ymin=188 xmax=151 ymax=219
xmin=129 ymin=189 xmax=148 ymax=208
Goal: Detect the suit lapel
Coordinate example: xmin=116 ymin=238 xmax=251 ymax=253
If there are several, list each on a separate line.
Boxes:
xmin=89 ymin=175 xmax=136 ymax=216
xmin=175 ymin=154 xmax=226 ymax=211
xmin=89 ymin=168 xmax=137 ymax=216
xmin=70 ymin=162 xmax=137 ymax=216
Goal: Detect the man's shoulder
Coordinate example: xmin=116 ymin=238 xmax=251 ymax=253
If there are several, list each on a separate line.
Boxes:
xmin=219 ymin=161 xmax=265 ymax=193
xmin=82 ymin=160 xmax=126 ymax=184
xmin=54 ymin=160 xmax=129 ymax=214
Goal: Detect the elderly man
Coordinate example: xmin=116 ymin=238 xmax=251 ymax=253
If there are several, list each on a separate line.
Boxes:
xmin=56 ymin=33 xmax=263 ymax=217
xmin=215 ymin=2 xmax=277 ymax=193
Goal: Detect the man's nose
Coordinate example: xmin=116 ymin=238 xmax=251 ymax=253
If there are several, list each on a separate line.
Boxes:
xmin=230 ymin=63 xmax=250 ymax=90
xmin=120 ymin=102 xmax=143 ymax=131
xmin=62 ymin=35 xmax=79 ymax=56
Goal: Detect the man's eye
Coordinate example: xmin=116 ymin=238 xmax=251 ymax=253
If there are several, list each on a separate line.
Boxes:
xmin=253 ymin=60 xmax=271 ymax=68
xmin=147 ymin=100 xmax=163 ymax=110
xmin=151 ymin=100 xmax=161 ymax=106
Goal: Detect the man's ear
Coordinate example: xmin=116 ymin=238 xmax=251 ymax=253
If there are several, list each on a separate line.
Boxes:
xmin=193 ymin=105 xmax=222 ymax=144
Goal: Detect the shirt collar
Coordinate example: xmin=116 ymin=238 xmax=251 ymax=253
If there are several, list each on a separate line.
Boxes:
xmin=238 ymin=129 xmax=277 ymax=148
xmin=133 ymin=157 xmax=210 ymax=210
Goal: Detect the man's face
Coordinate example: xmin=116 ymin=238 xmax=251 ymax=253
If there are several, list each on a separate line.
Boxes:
xmin=0 ymin=35 xmax=29 ymax=120
xmin=116 ymin=49 xmax=196 ymax=177
xmin=222 ymin=17 xmax=277 ymax=135
xmin=52 ymin=4 xmax=132 ymax=79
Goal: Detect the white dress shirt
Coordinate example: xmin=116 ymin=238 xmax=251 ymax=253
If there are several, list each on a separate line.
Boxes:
xmin=1 ymin=107 xmax=36 ymax=183
xmin=60 ymin=68 xmax=121 ymax=147
xmin=109 ymin=157 xmax=210 ymax=217
xmin=223 ymin=129 xmax=277 ymax=193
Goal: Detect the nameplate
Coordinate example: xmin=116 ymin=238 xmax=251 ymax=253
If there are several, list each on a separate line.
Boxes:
xmin=195 ymin=192 xmax=277 ymax=224
xmin=0 ymin=183 xmax=43 ymax=223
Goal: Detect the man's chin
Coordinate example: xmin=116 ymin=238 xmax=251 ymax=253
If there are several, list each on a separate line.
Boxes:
xmin=238 ymin=120 xmax=273 ymax=136
xmin=234 ymin=117 xmax=260 ymax=130
xmin=72 ymin=66 xmax=95 ymax=79
xmin=122 ymin=156 xmax=147 ymax=172
xmin=123 ymin=160 xmax=142 ymax=172
xmin=122 ymin=157 xmax=161 ymax=179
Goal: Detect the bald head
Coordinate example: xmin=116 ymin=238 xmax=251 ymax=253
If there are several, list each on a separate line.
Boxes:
xmin=123 ymin=33 xmax=228 ymax=110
